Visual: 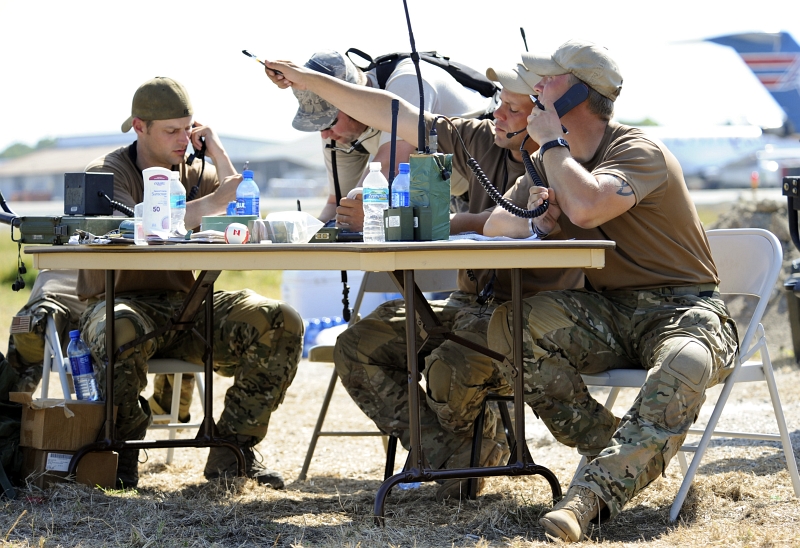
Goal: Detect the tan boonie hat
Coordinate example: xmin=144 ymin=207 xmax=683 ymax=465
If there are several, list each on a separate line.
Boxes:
xmin=485 ymin=63 xmax=540 ymax=95
xmin=121 ymin=76 xmax=193 ymax=133
xmin=521 ymin=40 xmax=622 ymax=101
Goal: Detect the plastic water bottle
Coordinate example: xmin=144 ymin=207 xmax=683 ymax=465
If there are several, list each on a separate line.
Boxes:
xmin=391 ymin=163 xmax=410 ymax=208
xmin=362 ymin=162 xmax=389 ymax=243
xmin=236 ymin=169 xmax=260 ymax=216
xmin=302 ymin=318 xmax=322 ymax=358
xmin=169 ymin=171 xmax=186 ymax=236
xmin=66 ymin=330 xmax=99 ymax=401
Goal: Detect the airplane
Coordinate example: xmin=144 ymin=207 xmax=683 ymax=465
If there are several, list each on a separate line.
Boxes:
xmin=639 ymin=31 xmax=800 ymax=189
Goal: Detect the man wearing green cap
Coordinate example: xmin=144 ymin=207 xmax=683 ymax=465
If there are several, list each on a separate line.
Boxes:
xmin=483 ymin=40 xmax=738 ymax=541
xmin=77 ymin=76 xmax=304 ymax=490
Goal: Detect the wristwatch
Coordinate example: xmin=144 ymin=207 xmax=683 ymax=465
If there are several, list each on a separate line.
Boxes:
xmin=540 ymin=138 xmax=570 ymax=156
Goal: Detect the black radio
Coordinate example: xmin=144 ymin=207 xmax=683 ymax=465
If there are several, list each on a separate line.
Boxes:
xmin=64 ymin=172 xmax=114 ymax=216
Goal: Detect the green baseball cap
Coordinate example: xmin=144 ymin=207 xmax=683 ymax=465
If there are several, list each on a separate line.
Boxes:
xmin=121 ymin=76 xmax=193 ymax=133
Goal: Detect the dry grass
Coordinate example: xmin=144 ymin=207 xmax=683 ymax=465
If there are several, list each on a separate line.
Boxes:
xmin=1 ymin=360 xmax=799 ymax=547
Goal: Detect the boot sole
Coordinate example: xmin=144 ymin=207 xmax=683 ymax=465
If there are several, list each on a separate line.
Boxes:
xmin=539 ymin=516 xmax=581 ymax=542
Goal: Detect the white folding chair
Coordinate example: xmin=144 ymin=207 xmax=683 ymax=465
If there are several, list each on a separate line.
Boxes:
xmin=298 ymin=269 xmax=459 ymax=481
xmin=580 ymin=228 xmax=800 ymax=521
xmin=145 ymin=360 xmax=206 ymax=464
xmin=40 ymin=317 xmax=206 ymax=464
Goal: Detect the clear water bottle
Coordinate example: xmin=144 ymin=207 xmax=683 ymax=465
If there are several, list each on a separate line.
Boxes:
xmin=362 ymin=162 xmax=389 ymax=243
xmin=169 ymin=171 xmax=186 ymax=236
xmin=391 ymin=163 xmax=410 ymax=208
xmin=66 ymin=330 xmax=99 ymax=401
xmin=236 ymin=169 xmax=260 ymax=216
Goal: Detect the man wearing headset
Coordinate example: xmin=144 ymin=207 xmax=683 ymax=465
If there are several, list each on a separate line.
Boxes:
xmin=484 ymin=41 xmax=738 ymax=541
xmin=265 ymin=57 xmax=583 ymax=500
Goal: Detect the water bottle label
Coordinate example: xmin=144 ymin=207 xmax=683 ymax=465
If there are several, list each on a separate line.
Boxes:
xmin=170 ymin=196 xmax=186 ymax=208
xmin=69 ymin=353 xmax=94 ymax=376
xmin=236 ymin=197 xmax=260 ymax=216
xmin=363 ymin=188 xmax=388 ymax=203
xmin=391 ymin=193 xmax=410 ymax=208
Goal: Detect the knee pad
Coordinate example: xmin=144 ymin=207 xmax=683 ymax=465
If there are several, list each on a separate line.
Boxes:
xmin=641 ymin=339 xmax=711 ymax=431
xmin=426 ymin=358 xmax=452 ymax=403
xmin=278 ymin=303 xmax=304 ymax=338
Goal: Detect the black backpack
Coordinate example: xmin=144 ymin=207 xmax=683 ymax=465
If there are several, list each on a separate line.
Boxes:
xmin=345 ymin=48 xmax=500 ymax=99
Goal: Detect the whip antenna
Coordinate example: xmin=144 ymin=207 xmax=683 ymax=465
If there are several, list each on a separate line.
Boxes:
xmin=520 ymin=28 xmax=529 ymax=52
xmin=402 ymin=0 xmax=426 ymax=153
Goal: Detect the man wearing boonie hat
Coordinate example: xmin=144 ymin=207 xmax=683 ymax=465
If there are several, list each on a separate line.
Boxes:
xmin=483 ymin=40 xmax=738 ymax=541
xmin=77 ymin=76 xmax=303 ymax=491
xmin=264 ymin=56 xmax=583 ymax=500
xmin=272 ymin=50 xmax=498 ymax=228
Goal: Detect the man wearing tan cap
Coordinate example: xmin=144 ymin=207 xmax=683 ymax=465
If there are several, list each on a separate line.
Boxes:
xmin=484 ymin=40 xmax=738 ymax=541
xmin=264 ymin=57 xmax=582 ymax=499
xmin=77 ymin=76 xmax=304 ymax=490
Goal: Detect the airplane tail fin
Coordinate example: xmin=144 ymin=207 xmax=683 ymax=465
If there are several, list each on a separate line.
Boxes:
xmin=706 ymin=32 xmax=800 ymax=135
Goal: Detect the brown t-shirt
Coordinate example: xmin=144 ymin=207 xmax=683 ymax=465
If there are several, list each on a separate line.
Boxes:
xmin=76 ymin=143 xmax=220 ymax=300
xmin=505 ymin=122 xmax=717 ymax=292
xmin=428 ymin=113 xmax=583 ymax=301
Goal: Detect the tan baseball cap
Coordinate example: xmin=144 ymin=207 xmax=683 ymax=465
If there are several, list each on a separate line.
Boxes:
xmin=485 ymin=63 xmax=540 ymax=96
xmin=121 ymin=76 xmax=193 ymax=133
xmin=521 ymin=40 xmax=623 ymax=101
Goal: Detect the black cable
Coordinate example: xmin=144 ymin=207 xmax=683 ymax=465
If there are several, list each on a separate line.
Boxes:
xmin=435 ymin=116 xmax=549 ymax=219
xmin=98 ymin=192 xmax=134 ymax=217
xmin=401 ymin=0 xmax=426 ymax=153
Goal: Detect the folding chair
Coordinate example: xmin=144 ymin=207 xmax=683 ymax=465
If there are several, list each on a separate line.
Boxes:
xmin=40 ymin=316 xmax=206 ymax=465
xmin=298 ymin=269 xmax=459 ymax=481
xmin=580 ymin=228 xmax=800 ymax=521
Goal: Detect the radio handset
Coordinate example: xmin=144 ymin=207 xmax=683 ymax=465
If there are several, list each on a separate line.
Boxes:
xmin=465 ymin=83 xmax=590 ymax=220
xmin=186 ymin=134 xmax=207 ymax=202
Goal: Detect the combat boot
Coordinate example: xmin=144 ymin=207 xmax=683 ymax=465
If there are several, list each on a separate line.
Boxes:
xmin=539 ymin=485 xmax=605 ymax=542
xmin=435 ymin=437 xmax=509 ymax=502
xmin=204 ymin=434 xmax=284 ymax=489
xmin=115 ymin=396 xmax=152 ymax=489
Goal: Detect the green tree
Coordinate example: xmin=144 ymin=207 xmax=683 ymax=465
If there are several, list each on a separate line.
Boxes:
xmin=0 ymin=138 xmax=56 ymax=160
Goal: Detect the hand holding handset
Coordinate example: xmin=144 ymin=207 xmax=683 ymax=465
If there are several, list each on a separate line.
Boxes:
xmin=506 ymin=83 xmax=589 ymax=137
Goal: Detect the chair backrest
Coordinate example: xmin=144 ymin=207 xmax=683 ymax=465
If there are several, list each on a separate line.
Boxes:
xmin=349 ymin=270 xmax=459 ymax=326
xmin=705 ymin=228 xmax=782 ymax=354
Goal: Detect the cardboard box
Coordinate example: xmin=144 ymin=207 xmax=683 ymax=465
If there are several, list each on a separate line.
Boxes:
xmin=21 ymin=447 xmax=117 ymax=489
xmin=10 ymin=393 xmax=109 ymax=451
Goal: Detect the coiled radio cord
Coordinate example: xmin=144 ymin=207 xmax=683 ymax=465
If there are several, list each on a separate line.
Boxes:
xmin=436 ymin=116 xmax=548 ymax=219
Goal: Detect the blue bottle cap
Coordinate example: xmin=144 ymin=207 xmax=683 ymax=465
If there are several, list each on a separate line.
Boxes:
xmin=69 ymin=330 xmax=81 ymax=339
xmin=243 ymin=170 xmax=254 ymax=178
xmin=399 ymin=163 xmax=410 ymax=173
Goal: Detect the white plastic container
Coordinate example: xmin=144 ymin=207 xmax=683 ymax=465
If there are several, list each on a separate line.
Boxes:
xmin=142 ymin=167 xmax=171 ymax=240
xmin=169 ymin=171 xmax=186 ymax=236
xmin=362 ymin=162 xmax=389 ymax=243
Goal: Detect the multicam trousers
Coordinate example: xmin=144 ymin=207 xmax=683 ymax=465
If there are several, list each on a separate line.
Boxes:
xmin=487 ymin=287 xmax=739 ymax=518
xmin=80 ymin=289 xmax=303 ymax=441
xmin=7 ymin=270 xmax=85 ymax=393
xmin=334 ymin=291 xmax=510 ymax=469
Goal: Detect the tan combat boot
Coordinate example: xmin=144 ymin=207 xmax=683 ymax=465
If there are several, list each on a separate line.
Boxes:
xmin=539 ymin=485 xmax=605 ymax=542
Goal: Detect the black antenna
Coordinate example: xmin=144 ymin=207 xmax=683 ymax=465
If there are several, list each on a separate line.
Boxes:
xmin=520 ymin=27 xmax=529 ymax=52
xmin=402 ymin=0 xmax=426 ymax=153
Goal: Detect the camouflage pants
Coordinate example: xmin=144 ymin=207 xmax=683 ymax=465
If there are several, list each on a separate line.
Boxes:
xmin=487 ymin=288 xmax=738 ymax=518
xmin=80 ymin=289 xmax=303 ymax=441
xmin=334 ymin=291 xmax=510 ymax=469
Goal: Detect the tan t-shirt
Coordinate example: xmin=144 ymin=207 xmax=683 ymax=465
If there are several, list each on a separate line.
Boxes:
xmin=429 ymin=113 xmax=583 ymax=301
xmin=505 ymin=122 xmax=717 ymax=292
xmin=76 ymin=143 xmax=220 ymax=300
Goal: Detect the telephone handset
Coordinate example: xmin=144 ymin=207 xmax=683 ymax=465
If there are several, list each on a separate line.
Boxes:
xmin=461 ymin=83 xmax=590 ymax=220
xmin=507 ymin=83 xmax=590 ymax=137
xmin=186 ymin=128 xmax=207 ymax=202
